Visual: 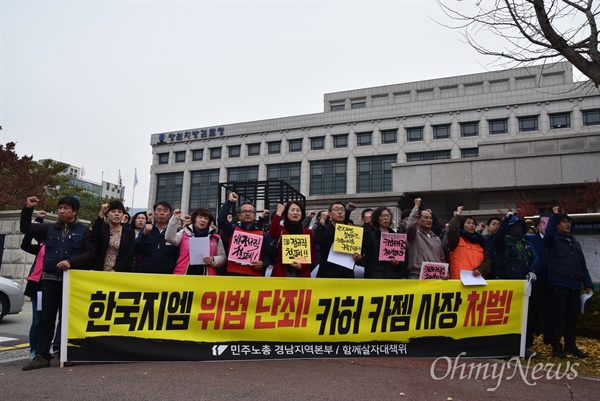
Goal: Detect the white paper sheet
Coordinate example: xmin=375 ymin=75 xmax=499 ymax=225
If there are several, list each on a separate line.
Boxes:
xmin=460 ymin=270 xmax=488 ymax=286
xmin=581 ymin=292 xmax=593 ymax=314
xmin=189 ymin=237 xmax=210 ymax=265
xmin=327 ymin=248 xmax=355 ymax=270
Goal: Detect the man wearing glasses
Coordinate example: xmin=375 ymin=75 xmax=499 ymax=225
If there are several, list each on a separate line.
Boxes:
xmin=217 ymin=192 xmax=271 ymax=276
xmin=314 ymin=202 xmax=370 ymax=278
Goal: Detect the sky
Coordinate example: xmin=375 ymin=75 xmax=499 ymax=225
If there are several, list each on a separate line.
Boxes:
xmin=0 ymin=0 xmax=560 ymax=209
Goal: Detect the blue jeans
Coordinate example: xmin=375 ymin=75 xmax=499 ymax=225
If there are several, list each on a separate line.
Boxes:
xmin=29 ymin=293 xmax=42 ymax=353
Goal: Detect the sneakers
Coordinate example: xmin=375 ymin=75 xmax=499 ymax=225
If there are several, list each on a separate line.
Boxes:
xmin=22 ymin=355 xmax=50 ymax=371
xmin=565 ymin=347 xmax=588 ymax=359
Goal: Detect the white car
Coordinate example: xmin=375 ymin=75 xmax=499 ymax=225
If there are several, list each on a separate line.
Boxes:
xmin=0 ymin=276 xmax=25 ymax=321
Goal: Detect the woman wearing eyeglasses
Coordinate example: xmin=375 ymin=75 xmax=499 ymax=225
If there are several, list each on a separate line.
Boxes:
xmin=363 ymin=207 xmax=408 ymax=279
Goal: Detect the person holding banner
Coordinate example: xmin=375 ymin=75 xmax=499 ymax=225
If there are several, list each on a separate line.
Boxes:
xmin=364 ymin=207 xmax=408 ymax=279
xmin=217 ymin=192 xmax=271 ymax=276
xmin=20 ymin=195 xmax=96 ymax=371
xmin=165 ymin=208 xmax=226 ymax=275
xmin=315 ymin=201 xmax=370 ymax=278
xmin=406 ymin=198 xmax=446 ymax=279
xmin=268 ymin=202 xmax=315 ymax=277
xmin=91 ymin=201 xmax=135 ymax=272
xmin=447 ymin=206 xmax=490 ymax=279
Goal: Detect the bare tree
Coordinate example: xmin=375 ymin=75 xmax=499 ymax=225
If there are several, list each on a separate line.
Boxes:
xmin=437 ymin=1 xmax=600 ymax=86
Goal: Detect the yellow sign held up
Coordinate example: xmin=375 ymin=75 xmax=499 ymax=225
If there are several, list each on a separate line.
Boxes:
xmin=282 ymin=234 xmax=312 ymax=264
xmin=333 ymin=224 xmax=364 ymax=254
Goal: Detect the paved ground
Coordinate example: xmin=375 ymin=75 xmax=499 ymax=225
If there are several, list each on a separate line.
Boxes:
xmin=1 ymin=355 xmax=599 ymax=400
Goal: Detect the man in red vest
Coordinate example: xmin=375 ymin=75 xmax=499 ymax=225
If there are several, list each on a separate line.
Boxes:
xmin=217 ymin=192 xmax=271 ymax=276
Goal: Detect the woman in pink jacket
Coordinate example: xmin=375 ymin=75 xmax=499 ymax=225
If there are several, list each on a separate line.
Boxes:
xmin=165 ymin=207 xmax=226 ymax=275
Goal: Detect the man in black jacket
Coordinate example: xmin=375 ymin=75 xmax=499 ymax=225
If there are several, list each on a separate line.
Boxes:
xmin=21 ymin=195 xmax=96 ymax=371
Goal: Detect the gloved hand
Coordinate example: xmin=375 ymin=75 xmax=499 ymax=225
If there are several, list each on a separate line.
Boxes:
xmin=527 ymin=272 xmax=537 ymax=282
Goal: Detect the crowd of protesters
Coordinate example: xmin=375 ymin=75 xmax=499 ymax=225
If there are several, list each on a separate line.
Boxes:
xmin=18 ymin=192 xmax=593 ymax=369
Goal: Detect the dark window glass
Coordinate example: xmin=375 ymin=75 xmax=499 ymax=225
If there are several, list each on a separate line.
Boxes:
xmin=310 ymin=159 xmax=346 ymax=195
xmin=228 ymin=166 xmax=258 ymax=182
xmin=156 ymin=172 xmax=183 ymax=210
xmin=356 ymin=132 xmax=372 ymax=146
xmin=192 ymin=149 xmax=203 ymax=161
xmin=356 ymin=154 xmax=396 ymax=193
xmin=158 ymin=153 xmax=169 ymax=164
xmin=174 ymin=151 xmax=186 ymax=163
xmin=489 ymin=119 xmax=508 ymax=134
xmin=351 ymin=101 xmax=366 ymax=109
xmin=460 ymin=122 xmax=479 ymax=137
xmin=407 ymin=127 xmax=423 ymax=142
xmin=433 ymin=124 xmax=451 ymax=139
xmin=582 ymin=109 xmax=600 ymax=126
xmin=229 ymin=145 xmax=241 ymax=158
xmin=288 ymin=139 xmax=303 ymax=153
xmin=381 ymin=129 xmax=397 ymax=144
xmin=333 ymin=134 xmax=348 ymax=148
xmin=268 ymin=141 xmax=281 ymax=154
xmin=406 ymin=150 xmax=451 ymax=162
xmin=549 ymin=112 xmax=571 ymax=129
xmin=247 ymin=143 xmax=261 ymax=156
xmin=461 ymin=148 xmax=479 ymax=158
xmin=189 ymin=169 xmax=220 ymax=214
xmin=267 ymin=162 xmax=301 ymax=191
xmin=330 ymin=104 xmax=345 ymax=112
xmin=210 ymin=147 xmax=222 ymax=160
xmin=518 ymin=116 xmax=539 ymax=132
xmin=311 ymin=137 xmax=325 ymax=150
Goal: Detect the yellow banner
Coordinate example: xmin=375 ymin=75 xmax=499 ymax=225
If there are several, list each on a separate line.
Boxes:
xmin=67 ymin=271 xmax=524 ymax=344
xmin=332 ymin=224 xmax=364 ymax=254
xmin=282 ymin=235 xmax=311 ymax=264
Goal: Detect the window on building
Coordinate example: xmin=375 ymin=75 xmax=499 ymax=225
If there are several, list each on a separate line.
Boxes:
xmin=330 ymin=103 xmax=345 ymax=112
xmin=406 ymin=150 xmax=451 ymax=162
xmin=518 ymin=116 xmax=539 ymax=132
xmin=267 ymin=162 xmax=301 ymax=191
xmin=288 ymin=139 xmax=303 ymax=153
xmin=356 ymin=132 xmax=372 ymax=146
xmin=351 ymin=101 xmax=366 ymax=109
xmin=175 ymin=151 xmax=186 ymax=163
xmin=228 ymin=145 xmax=241 ymax=158
xmin=460 ymin=122 xmax=479 ymax=137
xmin=228 ymin=166 xmax=258 ymax=182
xmin=333 ymin=134 xmax=348 ymax=148
xmin=381 ymin=129 xmax=397 ymax=144
xmin=407 ymin=127 xmax=423 ymax=142
xmin=158 ymin=153 xmax=169 ymax=164
xmin=433 ymin=124 xmax=451 ymax=139
xmin=192 ymin=149 xmax=203 ymax=161
xmin=356 ymin=154 xmax=396 ymax=193
xmin=310 ymin=159 xmax=346 ymax=195
xmin=247 ymin=143 xmax=261 ymax=156
xmin=268 ymin=141 xmax=281 ymax=154
xmin=461 ymin=148 xmax=479 ymax=158
xmin=311 ymin=137 xmax=325 ymax=150
xmin=489 ymin=119 xmax=508 ymax=134
xmin=582 ymin=109 xmax=600 ymax=126
xmin=210 ymin=147 xmax=222 ymax=160
xmin=549 ymin=112 xmax=571 ymax=129
xmin=189 ymin=169 xmax=220 ymax=214
xmin=156 ymin=172 xmax=183 ymax=210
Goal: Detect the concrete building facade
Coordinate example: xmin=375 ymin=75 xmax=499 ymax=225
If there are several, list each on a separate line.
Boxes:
xmin=148 ymin=62 xmax=600 ymax=223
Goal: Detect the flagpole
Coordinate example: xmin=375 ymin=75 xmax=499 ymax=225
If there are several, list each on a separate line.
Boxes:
xmin=131 ymin=168 xmax=137 ymax=210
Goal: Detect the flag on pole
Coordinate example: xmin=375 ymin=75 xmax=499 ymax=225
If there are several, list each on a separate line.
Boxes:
xmin=134 ymin=168 xmax=138 ymax=187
